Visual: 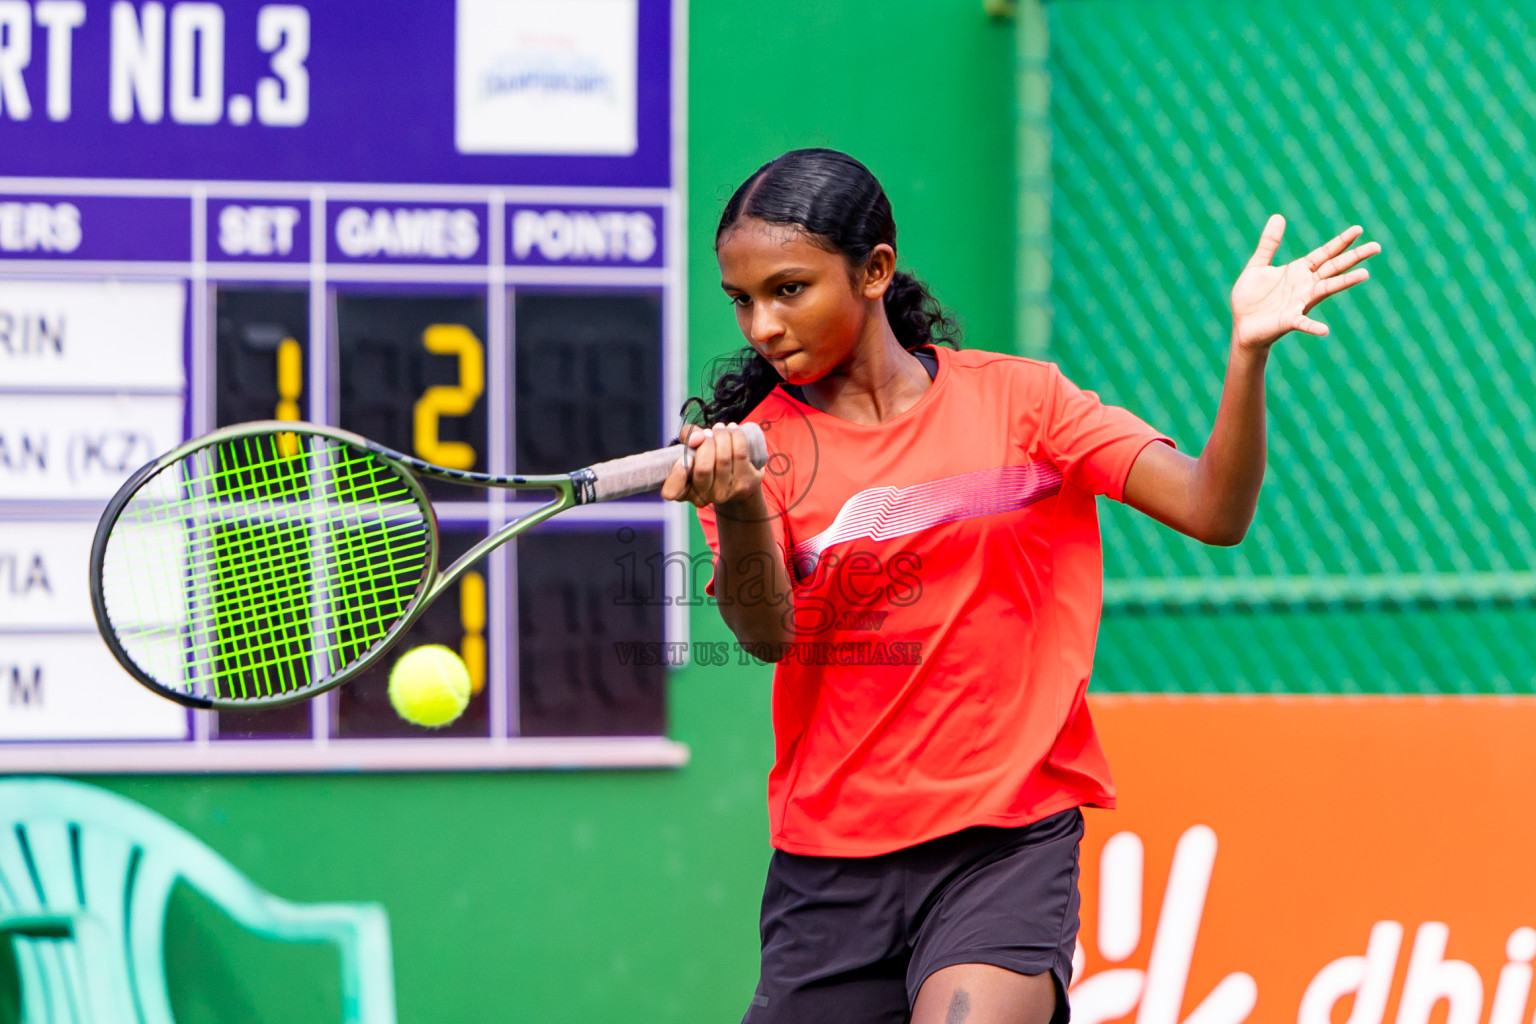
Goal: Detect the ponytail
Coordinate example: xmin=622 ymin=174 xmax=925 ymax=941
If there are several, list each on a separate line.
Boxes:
xmin=884 ymin=269 xmax=960 ymax=352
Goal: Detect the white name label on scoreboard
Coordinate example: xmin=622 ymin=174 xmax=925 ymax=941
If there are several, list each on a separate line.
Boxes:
xmin=0 ymin=635 xmax=188 ymax=741
xmin=0 ymin=522 xmax=93 ymax=629
xmin=0 ymin=280 xmax=186 ymax=390
xmin=0 ymin=394 xmax=183 ymax=501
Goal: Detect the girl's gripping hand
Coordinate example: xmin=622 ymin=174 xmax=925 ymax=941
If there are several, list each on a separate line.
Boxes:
xmin=661 ymin=423 xmax=767 ymax=513
xmin=1230 ymin=215 xmax=1381 ymax=351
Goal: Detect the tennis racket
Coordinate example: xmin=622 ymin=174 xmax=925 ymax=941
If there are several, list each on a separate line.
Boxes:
xmin=89 ymin=420 xmax=766 ymax=711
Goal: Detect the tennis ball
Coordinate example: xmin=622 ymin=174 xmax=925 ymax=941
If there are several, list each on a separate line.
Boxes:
xmin=388 ymin=645 xmax=471 ymax=727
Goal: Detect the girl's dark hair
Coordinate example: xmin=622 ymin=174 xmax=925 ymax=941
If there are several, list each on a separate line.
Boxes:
xmin=682 ymin=148 xmax=959 ymax=427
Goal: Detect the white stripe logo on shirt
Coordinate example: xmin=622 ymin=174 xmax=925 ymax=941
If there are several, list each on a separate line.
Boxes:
xmin=791 ymin=462 xmax=1064 ymax=579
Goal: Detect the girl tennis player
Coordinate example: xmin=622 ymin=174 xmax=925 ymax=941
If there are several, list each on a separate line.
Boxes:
xmin=661 ymin=149 xmax=1377 ymax=1024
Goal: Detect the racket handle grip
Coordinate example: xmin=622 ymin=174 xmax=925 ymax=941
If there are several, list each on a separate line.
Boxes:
xmin=578 ymin=422 xmax=768 ymax=503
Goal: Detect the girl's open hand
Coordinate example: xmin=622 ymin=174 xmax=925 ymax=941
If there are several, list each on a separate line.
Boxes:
xmin=1230 ymin=215 xmax=1380 ymax=351
xmin=661 ymin=423 xmax=766 ymax=513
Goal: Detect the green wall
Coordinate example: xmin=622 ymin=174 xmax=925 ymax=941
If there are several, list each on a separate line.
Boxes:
xmin=4 ymin=3 xmax=1017 ymax=1021
xmin=688 ymin=0 xmax=1018 ymax=365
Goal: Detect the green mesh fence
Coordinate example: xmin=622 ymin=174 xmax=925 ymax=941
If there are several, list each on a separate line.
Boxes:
xmin=1030 ymin=0 xmax=1536 ymax=693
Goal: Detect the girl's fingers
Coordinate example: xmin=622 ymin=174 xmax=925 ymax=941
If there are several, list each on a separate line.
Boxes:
xmin=727 ymin=424 xmax=763 ymax=487
xmin=725 ymin=423 xmax=750 ymax=471
xmin=668 ymin=423 xmax=760 ymax=505
xmin=1311 ymin=268 xmax=1370 ymax=303
xmin=659 ymin=455 xmax=691 ymax=503
xmin=1295 ymin=314 xmax=1329 ymax=336
xmin=710 ymin=425 xmax=736 ymax=499
xmin=1303 ymin=225 xmax=1364 ymax=272
xmin=691 ymin=430 xmax=718 ymax=499
xmin=1315 ymin=241 xmax=1380 ymax=280
xmin=1246 ymin=214 xmax=1287 ymax=268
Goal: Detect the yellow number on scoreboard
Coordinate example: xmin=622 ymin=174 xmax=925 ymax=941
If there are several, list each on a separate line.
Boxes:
xmin=460 ymin=570 xmax=486 ymax=695
xmin=413 ymin=324 xmax=484 ymax=469
xmin=275 ymin=336 xmax=302 ymax=456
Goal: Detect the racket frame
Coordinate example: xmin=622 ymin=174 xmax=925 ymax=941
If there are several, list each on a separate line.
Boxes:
xmin=89 ymin=421 xmax=590 ymax=711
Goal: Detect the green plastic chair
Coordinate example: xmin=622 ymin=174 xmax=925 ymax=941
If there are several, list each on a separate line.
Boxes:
xmin=0 ymin=778 xmax=396 ymax=1023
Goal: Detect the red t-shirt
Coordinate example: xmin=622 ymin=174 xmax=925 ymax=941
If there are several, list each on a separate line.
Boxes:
xmin=697 ymin=346 xmax=1171 ymax=857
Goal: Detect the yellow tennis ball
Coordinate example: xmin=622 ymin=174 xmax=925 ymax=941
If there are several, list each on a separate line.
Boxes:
xmin=388 ymin=645 xmax=471 ymax=727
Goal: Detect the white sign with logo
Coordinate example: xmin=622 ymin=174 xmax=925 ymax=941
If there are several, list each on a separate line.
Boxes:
xmin=455 ymin=0 xmax=639 ymax=156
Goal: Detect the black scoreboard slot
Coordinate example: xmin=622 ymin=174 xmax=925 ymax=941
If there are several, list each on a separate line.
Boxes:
xmin=217 ymin=705 xmax=312 ymax=741
xmin=215 ymin=289 xmax=310 ymax=427
xmin=336 ymin=527 xmax=493 ymax=738
xmin=518 ymin=526 xmax=666 ymax=737
xmin=514 ymin=290 xmax=663 ymax=475
xmin=215 ymin=678 xmax=313 ymax=741
xmin=336 ymin=294 xmax=490 ymax=503
xmin=210 ymin=289 xmax=315 ymax=741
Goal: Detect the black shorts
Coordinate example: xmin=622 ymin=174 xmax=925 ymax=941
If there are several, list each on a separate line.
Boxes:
xmin=743 ymin=807 xmax=1083 ymax=1024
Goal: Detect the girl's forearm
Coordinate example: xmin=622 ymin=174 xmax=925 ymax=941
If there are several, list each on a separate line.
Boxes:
xmin=1189 ymin=339 xmax=1271 ymax=545
xmin=712 ymin=493 xmax=796 ymax=653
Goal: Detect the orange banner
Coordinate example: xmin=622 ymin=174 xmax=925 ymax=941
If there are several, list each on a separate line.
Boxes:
xmin=1073 ymin=697 xmax=1536 ymax=1024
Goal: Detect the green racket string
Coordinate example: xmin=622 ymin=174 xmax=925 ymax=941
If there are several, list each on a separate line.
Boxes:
xmin=98 ymin=431 xmax=434 ymax=704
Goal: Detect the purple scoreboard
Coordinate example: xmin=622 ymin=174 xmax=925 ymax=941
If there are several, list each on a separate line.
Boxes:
xmin=0 ymin=0 xmax=689 ymax=771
